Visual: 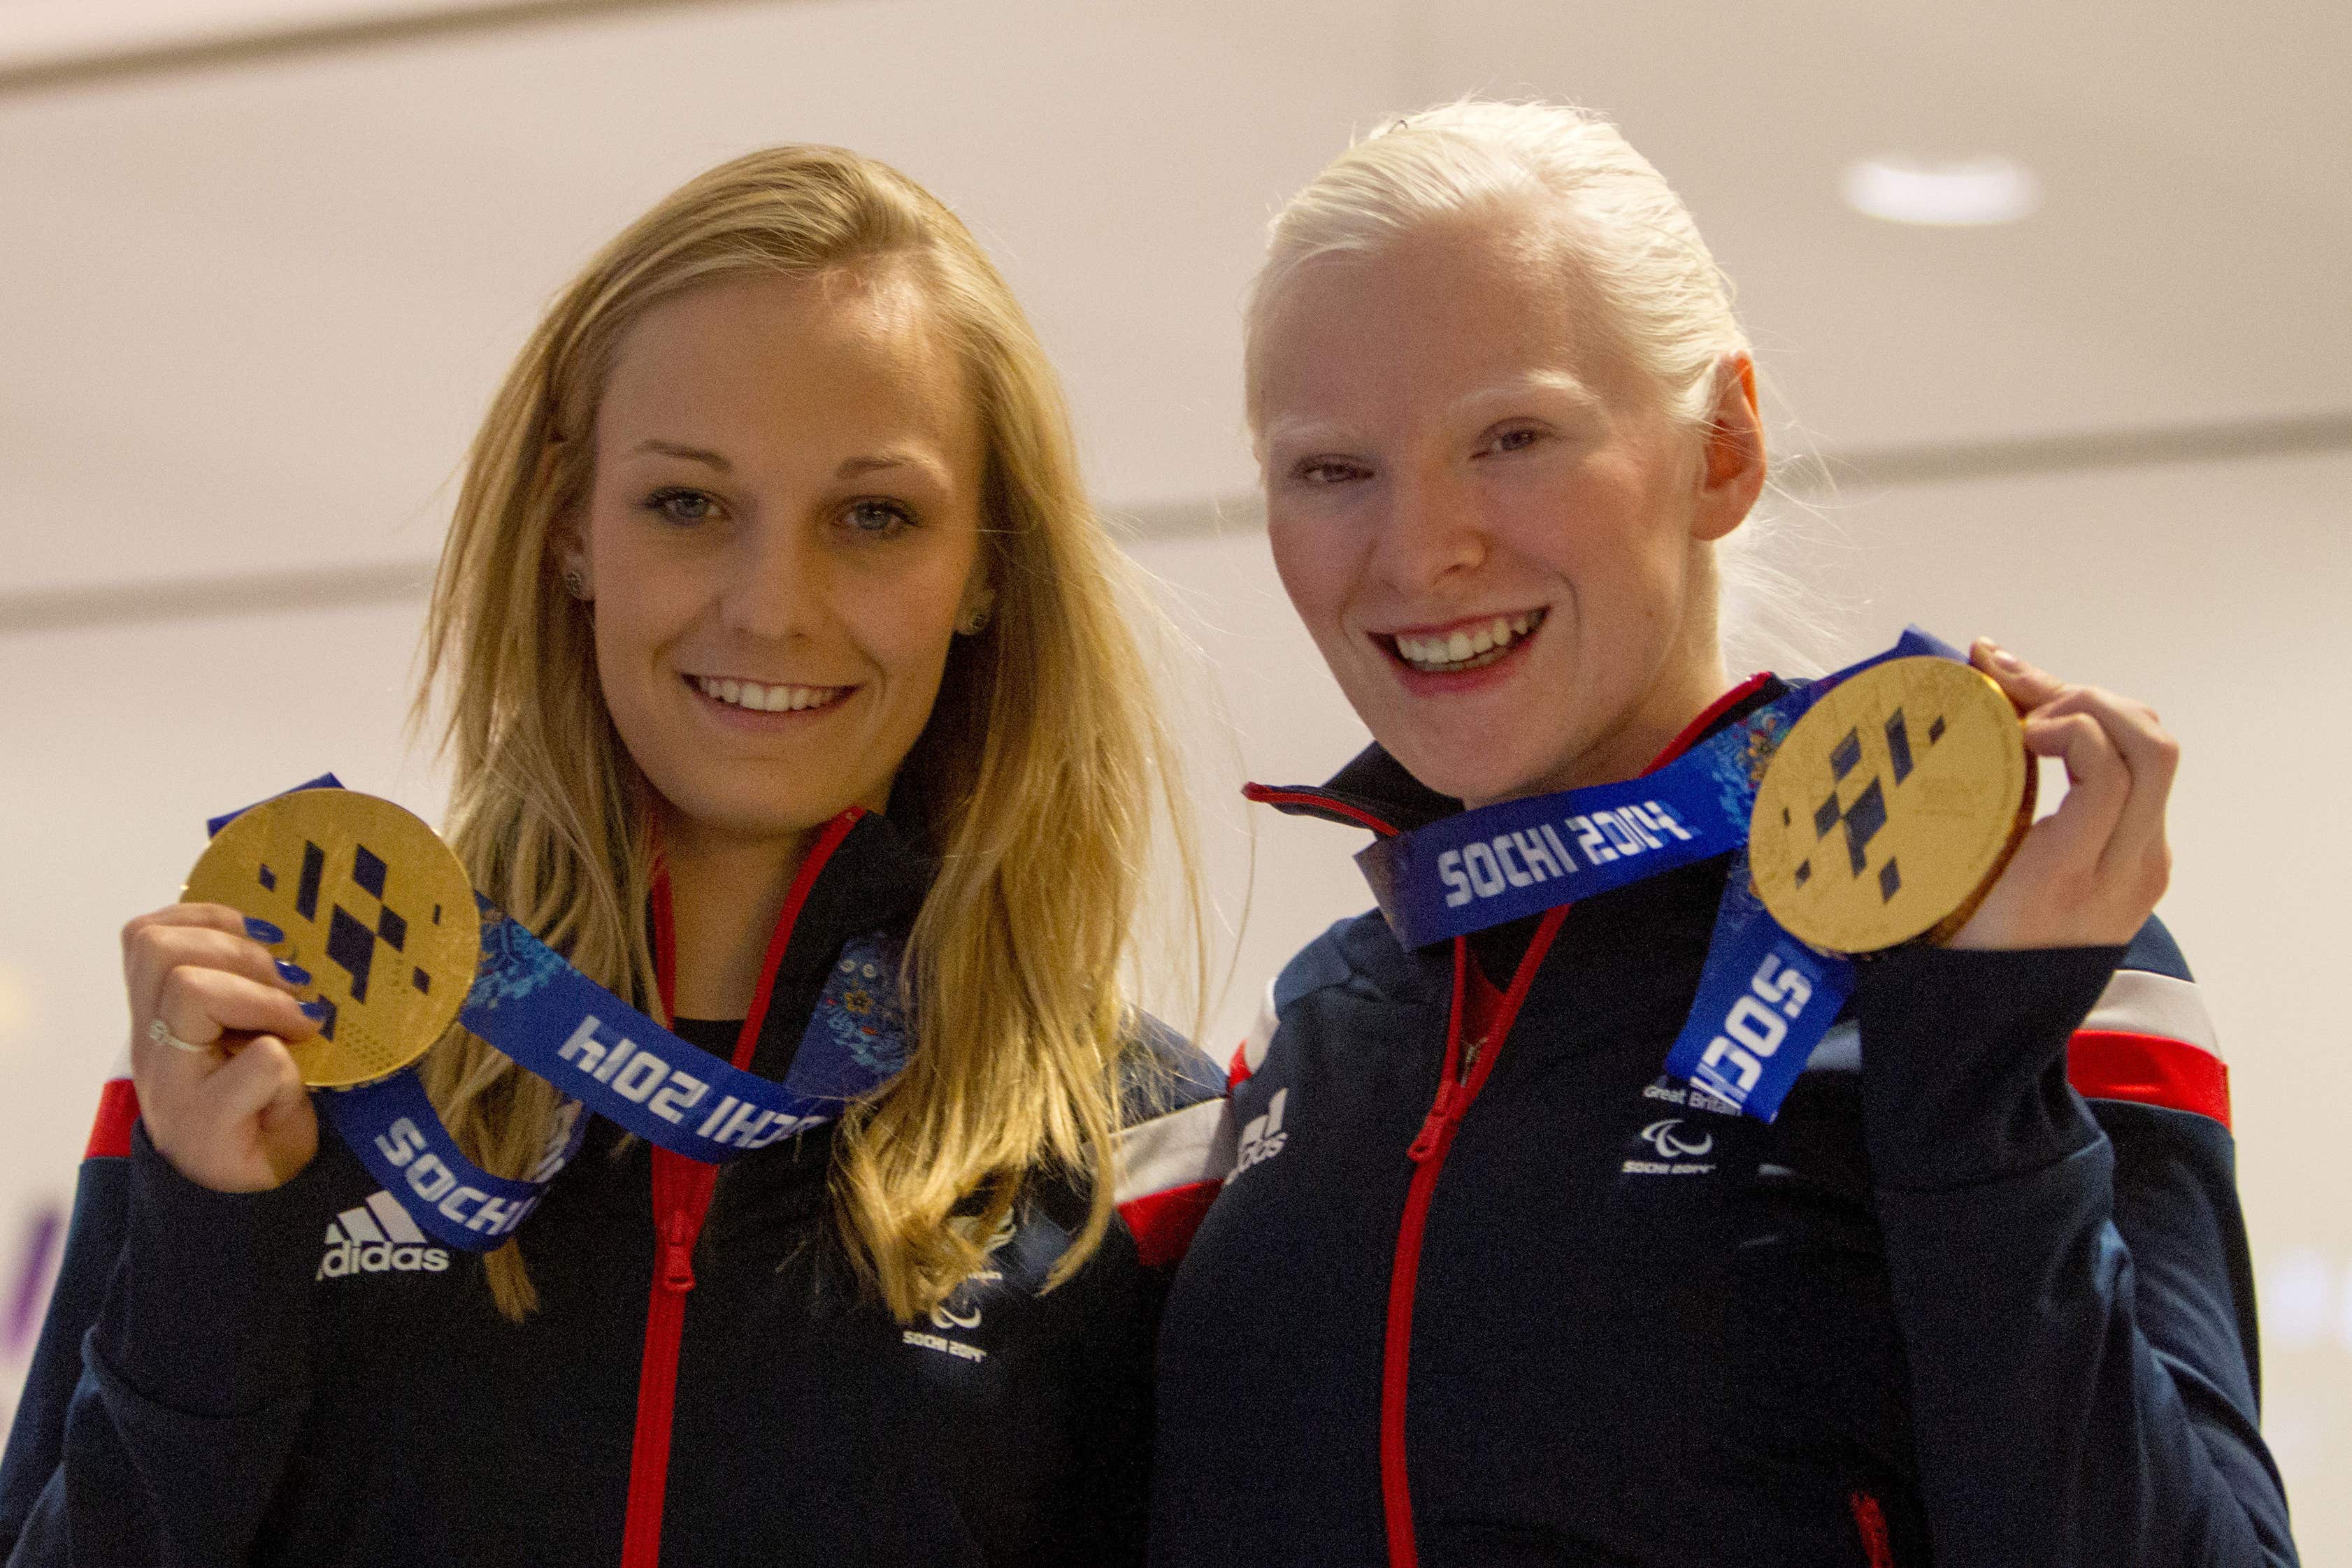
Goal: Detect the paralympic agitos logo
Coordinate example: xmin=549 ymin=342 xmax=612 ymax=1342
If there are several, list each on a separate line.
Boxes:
xmin=1639 ymin=1118 xmax=1715 ymax=1160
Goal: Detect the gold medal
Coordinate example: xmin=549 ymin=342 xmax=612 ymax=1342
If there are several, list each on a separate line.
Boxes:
xmin=183 ymin=790 xmax=479 ymax=1087
xmin=1747 ymin=657 xmax=2034 ymax=954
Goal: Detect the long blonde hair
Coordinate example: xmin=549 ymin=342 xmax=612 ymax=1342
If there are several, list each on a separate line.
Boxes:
xmin=417 ymin=145 xmax=1200 ymax=1322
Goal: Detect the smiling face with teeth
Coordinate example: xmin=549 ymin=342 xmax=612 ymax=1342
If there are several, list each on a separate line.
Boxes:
xmin=1253 ymin=208 xmax=1765 ymax=807
xmin=562 ymin=266 xmax=991 ymax=858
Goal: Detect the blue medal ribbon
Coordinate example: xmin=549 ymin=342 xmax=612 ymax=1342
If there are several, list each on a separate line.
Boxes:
xmin=1655 ymin=858 xmax=1856 ymax=1121
xmin=1351 ymin=626 xmax=1966 ymax=1122
xmin=205 ymin=788 xmax=910 ymax=1250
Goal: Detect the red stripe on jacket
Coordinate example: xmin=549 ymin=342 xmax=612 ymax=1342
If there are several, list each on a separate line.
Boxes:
xmin=85 ymin=1079 xmax=138 ymax=1160
xmin=1119 ymin=1182 xmax=1222 ymax=1269
xmin=2069 ymin=1029 xmax=2230 ymax=1130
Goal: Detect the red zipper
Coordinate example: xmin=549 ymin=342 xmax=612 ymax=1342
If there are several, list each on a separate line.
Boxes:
xmin=1378 ymin=913 xmax=1565 ymax=1568
xmin=1849 ymin=1490 xmax=1895 ymax=1568
xmin=1372 ymin=674 xmax=1771 ymax=1568
xmin=617 ymin=807 xmax=865 ymax=1568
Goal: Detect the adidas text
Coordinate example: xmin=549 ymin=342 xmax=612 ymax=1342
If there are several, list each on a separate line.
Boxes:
xmin=317 ymin=1191 xmax=451 ymax=1281
xmin=1233 ymin=1088 xmax=1289 ymax=1177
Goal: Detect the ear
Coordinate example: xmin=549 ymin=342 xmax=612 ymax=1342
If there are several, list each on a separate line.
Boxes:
xmin=955 ymin=573 xmax=996 ymax=635
xmin=1691 ymin=352 xmax=1765 ymax=544
xmin=547 ymin=509 xmax=593 ymax=601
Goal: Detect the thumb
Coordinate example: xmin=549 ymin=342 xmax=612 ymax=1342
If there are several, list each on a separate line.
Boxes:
xmin=230 ymin=1037 xmax=320 ymax=1186
xmin=206 ymin=1033 xmax=308 ymax=1125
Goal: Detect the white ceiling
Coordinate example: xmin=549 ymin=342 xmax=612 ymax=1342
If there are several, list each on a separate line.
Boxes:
xmin=0 ymin=0 xmax=502 ymax=65
xmin=1 ymin=0 xmax=2346 ymax=600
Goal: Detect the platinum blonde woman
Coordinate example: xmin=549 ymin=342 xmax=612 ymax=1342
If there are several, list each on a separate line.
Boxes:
xmin=0 ymin=145 xmax=1225 ymax=1568
xmin=1154 ymin=102 xmax=2295 ymax=1568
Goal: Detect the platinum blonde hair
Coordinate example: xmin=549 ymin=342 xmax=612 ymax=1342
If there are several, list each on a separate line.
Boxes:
xmin=1245 ymin=99 xmax=1837 ymax=673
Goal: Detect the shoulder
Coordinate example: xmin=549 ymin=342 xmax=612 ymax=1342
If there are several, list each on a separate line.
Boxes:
xmin=1115 ymin=1013 xmax=1222 ymax=1123
xmin=1274 ymin=909 xmax=1433 ymax=1015
xmin=1231 ymin=912 xmax=1440 ymax=1090
xmin=2067 ymin=914 xmax=2232 ymax=1130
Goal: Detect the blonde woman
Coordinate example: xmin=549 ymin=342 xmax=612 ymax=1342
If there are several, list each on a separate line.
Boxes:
xmin=0 ymin=147 xmax=1226 ymax=1567
xmin=1154 ymin=103 xmax=2294 ymax=1567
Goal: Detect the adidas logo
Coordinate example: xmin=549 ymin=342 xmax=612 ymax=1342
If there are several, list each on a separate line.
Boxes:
xmin=317 ymin=1191 xmax=451 ymax=1281
xmin=1233 ymin=1088 xmax=1289 ymax=1177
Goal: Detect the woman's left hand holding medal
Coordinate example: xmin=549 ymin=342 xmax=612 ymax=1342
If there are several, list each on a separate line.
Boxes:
xmin=1948 ymin=638 xmax=2181 ymax=951
xmin=122 ymin=902 xmax=324 ymax=1192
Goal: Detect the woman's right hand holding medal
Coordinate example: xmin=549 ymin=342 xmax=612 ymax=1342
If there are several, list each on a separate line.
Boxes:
xmin=122 ymin=903 xmax=323 ymax=1192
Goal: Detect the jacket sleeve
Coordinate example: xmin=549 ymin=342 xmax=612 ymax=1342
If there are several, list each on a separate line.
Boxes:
xmin=1110 ymin=1015 xmax=1235 ymax=1278
xmin=1855 ymin=917 xmax=2297 ymax=1567
xmin=1 ymin=1086 xmax=322 ymax=1568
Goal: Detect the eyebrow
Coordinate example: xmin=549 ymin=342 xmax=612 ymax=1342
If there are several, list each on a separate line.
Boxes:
xmin=631 ymin=439 xmax=731 ymax=471
xmin=1259 ymin=416 xmax=1374 ymax=455
xmin=1447 ymin=371 xmax=1605 ymax=421
xmin=1260 ymin=372 xmax=1605 ymax=456
xmin=836 ymin=451 xmax=926 ymax=480
xmin=629 ymin=440 xmax=947 ymax=486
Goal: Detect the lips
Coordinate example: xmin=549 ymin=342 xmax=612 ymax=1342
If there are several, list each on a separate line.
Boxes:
xmin=1378 ymin=607 xmax=1547 ymax=675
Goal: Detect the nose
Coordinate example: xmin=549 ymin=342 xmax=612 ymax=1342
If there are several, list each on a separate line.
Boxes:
xmin=1368 ymin=463 xmax=1488 ymax=593
xmin=719 ymin=518 xmax=824 ymax=642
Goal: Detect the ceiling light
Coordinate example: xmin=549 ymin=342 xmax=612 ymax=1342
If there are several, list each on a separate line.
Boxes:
xmin=1842 ymin=155 xmax=2040 ymax=226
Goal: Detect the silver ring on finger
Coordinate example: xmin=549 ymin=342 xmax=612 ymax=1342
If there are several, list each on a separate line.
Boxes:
xmin=147 ymin=1017 xmax=215 ymax=1056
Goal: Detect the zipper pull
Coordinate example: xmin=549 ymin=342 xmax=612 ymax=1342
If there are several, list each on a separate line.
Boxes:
xmin=1407 ymin=1080 xmax=1457 ymax=1164
xmin=659 ymin=1209 xmax=697 ymax=1294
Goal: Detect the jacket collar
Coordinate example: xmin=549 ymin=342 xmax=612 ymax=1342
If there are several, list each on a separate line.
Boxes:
xmin=1245 ymin=672 xmax=1787 ymax=839
xmin=653 ymin=807 xmax=938 ymax=1080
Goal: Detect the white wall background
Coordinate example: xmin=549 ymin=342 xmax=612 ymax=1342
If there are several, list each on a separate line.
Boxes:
xmin=2 ymin=0 xmax=2346 ymax=1551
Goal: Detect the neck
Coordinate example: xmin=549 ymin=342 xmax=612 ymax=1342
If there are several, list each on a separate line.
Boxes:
xmin=1570 ymin=641 xmax=1735 ymax=791
xmin=1575 ymin=547 xmax=1735 ymax=787
xmin=659 ymin=813 xmax=819 ymax=1021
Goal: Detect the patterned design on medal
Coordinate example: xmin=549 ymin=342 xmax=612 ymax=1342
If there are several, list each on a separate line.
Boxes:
xmin=250 ymin=838 xmax=440 ymax=1041
xmin=1790 ymin=708 xmax=1941 ymax=904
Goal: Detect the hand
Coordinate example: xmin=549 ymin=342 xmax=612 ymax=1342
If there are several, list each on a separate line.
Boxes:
xmin=122 ymin=904 xmax=322 ymax=1191
xmin=1948 ymin=640 xmax=2177 ymax=951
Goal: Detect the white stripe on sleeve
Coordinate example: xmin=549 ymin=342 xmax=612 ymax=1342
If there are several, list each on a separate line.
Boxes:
xmin=1239 ymin=981 xmax=1278 ymax=1079
xmin=2079 ymin=969 xmax=2221 ymax=1058
xmin=1112 ymin=1098 xmax=1233 ymax=1207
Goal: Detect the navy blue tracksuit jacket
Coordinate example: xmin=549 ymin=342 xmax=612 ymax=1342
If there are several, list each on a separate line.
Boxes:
xmin=0 ymin=810 xmax=1230 ymax=1567
xmin=1154 ymin=684 xmax=2296 ymax=1567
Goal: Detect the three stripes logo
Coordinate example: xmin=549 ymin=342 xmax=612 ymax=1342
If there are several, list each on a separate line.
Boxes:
xmin=317 ymin=1189 xmax=451 ymax=1281
xmin=1233 ymin=1088 xmax=1289 ymax=1177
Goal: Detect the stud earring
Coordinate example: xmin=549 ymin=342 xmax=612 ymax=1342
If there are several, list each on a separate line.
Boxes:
xmin=562 ymin=568 xmax=590 ymax=600
xmin=959 ymin=605 xmax=991 ymax=635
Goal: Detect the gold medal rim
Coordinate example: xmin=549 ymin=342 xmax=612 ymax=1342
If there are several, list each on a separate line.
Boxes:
xmin=1747 ymin=658 xmax=2032 ymax=954
xmin=181 ymin=789 xmax=477 ymax=1088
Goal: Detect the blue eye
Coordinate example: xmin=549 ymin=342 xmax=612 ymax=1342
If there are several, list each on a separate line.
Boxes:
xmin=844 ymin=499 xmax=915 ymax=535
xmin=1486 ymin=427 xmax=1543 ymax=455
xmin=645 ymin=487 xmax=717 ymax=524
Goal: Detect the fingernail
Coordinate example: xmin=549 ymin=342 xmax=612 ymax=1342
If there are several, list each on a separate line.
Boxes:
xmin=1984 ymin=642 xmax=2021 ymax=670
xmin=300 ymin=999 xmax=331 ymax=1022
xmin=275 ymin=960 xmax=312 ymax=986
xmin=245 ymin=916 xmax=285 ymax=944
